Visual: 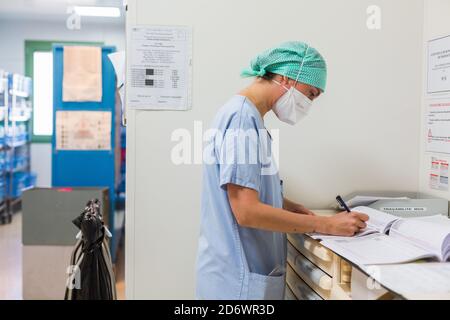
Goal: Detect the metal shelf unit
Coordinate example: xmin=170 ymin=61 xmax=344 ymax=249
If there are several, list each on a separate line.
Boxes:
xmin=0 ymin=71 xmax=35 ymax=225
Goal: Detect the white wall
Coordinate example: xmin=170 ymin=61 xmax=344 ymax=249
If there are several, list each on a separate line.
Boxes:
xmin=419 ymin=0 xmax=450 ymax=198
xmin=30 ymin=144 xmax=52 ymax=187
xmin=0 ymin=19 xmax=125 ymax=187
xmin=0 ymin=19 xmax=125 ymax=74
xmin=126 ymin=0 xmax=425 ymax=299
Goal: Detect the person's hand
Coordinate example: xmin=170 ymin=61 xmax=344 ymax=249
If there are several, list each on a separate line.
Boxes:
xmin=321 ymin=211 xmax=369 ymax=236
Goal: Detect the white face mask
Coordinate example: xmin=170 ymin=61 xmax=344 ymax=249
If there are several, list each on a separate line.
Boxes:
xmin=272 ymin=45 xmax=313 ymax=125
xmin=272 ymin=80 xmax=313 ymax=125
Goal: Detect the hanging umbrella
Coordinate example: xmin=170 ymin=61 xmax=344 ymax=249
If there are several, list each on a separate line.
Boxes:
xmin=65 ymin=199 xmax=117 ymax=300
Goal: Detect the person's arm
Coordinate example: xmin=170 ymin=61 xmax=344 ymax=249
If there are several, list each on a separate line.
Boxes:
xmin=227 ymin=184 xmax=368 ymax=236
xmin=283 ymin=197 xmax=316 ymax=216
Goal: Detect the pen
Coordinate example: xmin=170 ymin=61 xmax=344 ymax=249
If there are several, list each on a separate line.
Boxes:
xmin=336 ymin=195 xmax=351 ymax=213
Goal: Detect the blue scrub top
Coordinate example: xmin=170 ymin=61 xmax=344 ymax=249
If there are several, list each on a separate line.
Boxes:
xmin=196 ymin=95 xmax=287 ymax=300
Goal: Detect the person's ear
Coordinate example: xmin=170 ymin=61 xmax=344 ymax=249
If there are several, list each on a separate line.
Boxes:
xmin=280 ymin=76 xmax=290 ymax=86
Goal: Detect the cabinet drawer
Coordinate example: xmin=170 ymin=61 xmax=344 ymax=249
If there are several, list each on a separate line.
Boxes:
xmin=288 ymin=234 xmax=334 ymax=275
xmin=340 ymin=259 xmax=352 ymax=283
xmin=284 ymin=284 xmax=297 ymax=300
xmin=287 ymin=242 xmax=332 ymax=299
xmin=286 ymin=264 xmax=322 ymax=300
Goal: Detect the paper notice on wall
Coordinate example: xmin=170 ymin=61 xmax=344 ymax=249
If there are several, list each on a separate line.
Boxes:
xmin=128 ymin=25 xmax=192 ymax=110
xmin=428 ymin=35 xmax=450 ymax=94
xmin=108 ymin=51 xmax=126 ymax=125
xmin=108 ymin=51 xmax=125 ymax=88
xmin=56 ymin=111 xmax=111 ymax=150
xmin=63 ymin=46 xmax=102 ymax=102
xmin=425 ymin=99 xmax=450 ymax=154
xmin=429 ymin=157 xmax=449 ymax=191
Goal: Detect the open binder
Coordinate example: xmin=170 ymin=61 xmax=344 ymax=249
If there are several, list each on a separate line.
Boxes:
xmin=314 ymin=206 xmax=450 ymax=265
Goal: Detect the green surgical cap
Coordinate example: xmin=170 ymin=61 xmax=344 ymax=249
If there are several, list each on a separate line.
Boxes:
xmin=241 ymin=41 xmax=327 ymax=92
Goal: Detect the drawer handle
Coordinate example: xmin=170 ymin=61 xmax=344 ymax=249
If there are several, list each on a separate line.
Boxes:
xmin=295 ymin=282 xmax=322 ymax=300
xmin=292 ymin=235 xmax=333 ymax=262
xmin=304 ymin=239 xmax=332 ymax=261
xmin=293 ymin=255 xmax=332 ymax=290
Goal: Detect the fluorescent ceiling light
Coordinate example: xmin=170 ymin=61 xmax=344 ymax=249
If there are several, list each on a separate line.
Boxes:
xmin=73 ymin=6 xmax=121 ymax=18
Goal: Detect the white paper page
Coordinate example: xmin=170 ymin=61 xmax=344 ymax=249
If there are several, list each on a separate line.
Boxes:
xmin=107 ymin=51 xmax=125 ymax=88
xmin=308 ymin=228 xmax=375 ymax=241
xmin=308 ymin=206 xmax=397 ymax=240
xmin=346 ymin=196 xmax=409 ymax=208
xmin=389 ymin=218 xmax=450 ymax=260
xmin=108 ymin=51 xmax=126 ymax=125
xmin=128 ymin=25 xmax=192 ymax=110
xmin=321 ymin=233 xmax=434 ymax=265
xmin=413 ymin=215 xmax=450 ymax=225
xmin=352 ymin=206 xmax=399 ymax=233
xmin=366 ymin=263 xmax=450 ymax=296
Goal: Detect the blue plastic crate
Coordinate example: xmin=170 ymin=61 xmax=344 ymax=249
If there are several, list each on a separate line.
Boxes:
xmin=14 ymin=144 xmax=28 ymax=156
xmin=6 ymin=155 xmax=28 ymax=171
xmin=0 ymin=152 xmax=6 ymax=172
xmin=0 ymin=180 xmax=5 ymax=202
xmin=5 ymin=171 xmax=35 ymax=198
xmin=5 ymin=123 xmax=28 ymax=146
xmin=0 ymin=126 xmax=5 ymax=147
xmin=6 ymin=136 xmax=27 ymax=147
xmin=6 ymin=172 xmax=27 ymax=198
xmin=25 ymin=172 xmax=36 ymax=188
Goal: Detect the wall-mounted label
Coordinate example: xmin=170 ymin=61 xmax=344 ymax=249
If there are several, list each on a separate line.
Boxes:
xmin=426 ymin=100 xmax=450 ymax=154
xmin=128 ymin=25 xmax=192 ymax=110
xmin=429 ymin=156 xmax=449 ymax=191
xmin=428 ymin=35 xmax=450 ymax=94
xmin=380 ymin=207 xmax=426 ymax=212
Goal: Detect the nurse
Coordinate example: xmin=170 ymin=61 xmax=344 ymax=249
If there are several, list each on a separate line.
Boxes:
xmin=196 ymin=41 xmax=369 ymax=300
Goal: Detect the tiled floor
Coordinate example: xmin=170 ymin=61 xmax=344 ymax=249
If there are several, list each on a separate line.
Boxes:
xmin=114 ymin=230 xmax=126 ymax=300
xmin=0 ymin=212 xmax=125 ymax=300
xmin=0 ymin=213 xmax=22 ymax=300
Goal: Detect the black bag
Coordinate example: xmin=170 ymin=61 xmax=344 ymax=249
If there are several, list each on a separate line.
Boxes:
xmin=65 ymin=199 xmax=117 ymax=300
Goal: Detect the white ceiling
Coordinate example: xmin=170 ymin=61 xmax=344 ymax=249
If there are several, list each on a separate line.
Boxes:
xmin=0 ymin=0 xmax=125 ymax=25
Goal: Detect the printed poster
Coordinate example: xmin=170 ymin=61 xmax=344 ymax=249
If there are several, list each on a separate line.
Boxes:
xmin=128 ymin=25 xmax=192 ymax=110
xmin=429 ymin=157 xmax=449 ymax=191
xmin=56 ymin=111 xmax=111 ymax=150
xmin=428 ymin=35 xmax=450 ymax=94
xmin=426 ymin=99 xmax=450 ymax=154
